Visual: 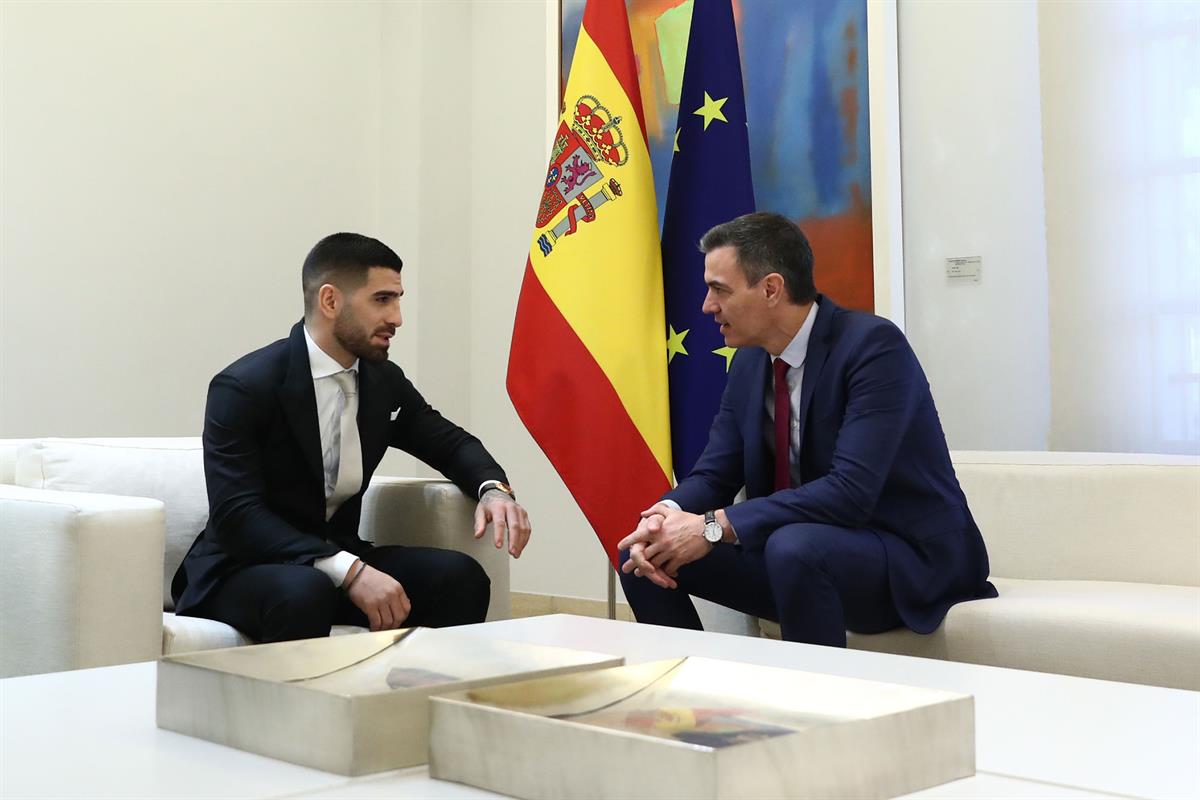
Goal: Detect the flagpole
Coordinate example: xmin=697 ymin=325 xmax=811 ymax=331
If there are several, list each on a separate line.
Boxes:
xmin=607 ymin=560 xmax=617 ymax=620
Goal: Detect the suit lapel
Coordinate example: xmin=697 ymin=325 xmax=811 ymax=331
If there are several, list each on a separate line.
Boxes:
xmin=796 ymin=296 xmax=835 ymax=453
xmin=356 ymin=361 xmax=392 ymax=473
xmin=743 ymin=348 xmax=772 ymax=498
xmin=278 ymin=321 xmax=325 ymax=484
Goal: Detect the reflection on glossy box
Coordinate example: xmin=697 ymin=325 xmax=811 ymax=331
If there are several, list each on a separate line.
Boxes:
xmin=430 ymin=657 xmax=975 ymax=799
xmin=156 ymin=627 xmax=622 ymax=775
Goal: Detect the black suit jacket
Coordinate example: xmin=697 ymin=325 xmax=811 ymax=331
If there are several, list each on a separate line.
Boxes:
xmin=172 ymin=321 xmax=507 ymax=614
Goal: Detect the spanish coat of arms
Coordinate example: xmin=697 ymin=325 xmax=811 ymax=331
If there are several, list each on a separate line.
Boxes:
xmin=535 ymin=94 xmax=629 ymax=257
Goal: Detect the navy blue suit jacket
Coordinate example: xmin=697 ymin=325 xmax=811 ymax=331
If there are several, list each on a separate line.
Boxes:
xmin=666 ymin=297 xmax=996 ymax=633
xmin=172 ymin=321 xmax=507 ymax=615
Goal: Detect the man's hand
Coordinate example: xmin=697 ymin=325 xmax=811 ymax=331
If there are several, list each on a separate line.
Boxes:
xmin=618 ymin=503 xmax=712 ymax=589
xmin=345 ymin=563 xmax=412 ymax=631
xmin=474 ymin=489 xmax=532 ymax=558
xmin=618 ymin=512 xmax=677 ymax=589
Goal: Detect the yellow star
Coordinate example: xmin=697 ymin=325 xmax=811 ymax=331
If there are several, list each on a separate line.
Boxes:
xmin=673 ymin=128 xmax=681 ymax=153
xmin=713 ymin=346 xmax=737 ymax=372
xmin=693 ymin=91 xmax=729 ymax=131
xmin=667 ymin=325 xmax=690 ymax=363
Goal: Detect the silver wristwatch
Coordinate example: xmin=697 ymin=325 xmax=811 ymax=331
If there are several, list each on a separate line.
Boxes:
xmin=702 ymin=510 xmax=723 ymax=543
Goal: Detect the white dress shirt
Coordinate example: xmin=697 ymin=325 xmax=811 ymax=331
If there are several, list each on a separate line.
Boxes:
xmin=303 ymin=327 xmax=362 ymax=586
xmin=766 ymin=300 xmax=819 ymax=489
xmin=660 ymin=302 xmax=820 ymax=542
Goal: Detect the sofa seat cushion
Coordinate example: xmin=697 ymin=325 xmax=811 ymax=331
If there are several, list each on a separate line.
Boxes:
xmin=847 ymin=577 xmax=1200 ymax=690
xmin=162 ymin=612 xmax=368 ymax=656
xmin=162 ymin=612 xmax=252 ymax=655
xmin=15 ymin=438 xmax=206 ymax=611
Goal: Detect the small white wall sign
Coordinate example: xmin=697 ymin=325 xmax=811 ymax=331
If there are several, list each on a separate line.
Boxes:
xmin=946 ymin=256 xmax=982 ymax=284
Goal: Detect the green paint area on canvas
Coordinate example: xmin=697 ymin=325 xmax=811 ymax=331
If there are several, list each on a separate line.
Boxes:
xmin=655 ymin=1 xmax=693 ymax=105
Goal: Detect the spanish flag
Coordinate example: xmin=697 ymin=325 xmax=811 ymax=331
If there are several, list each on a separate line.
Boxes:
xmin=507 ymin=0 xmax=671 ymax=565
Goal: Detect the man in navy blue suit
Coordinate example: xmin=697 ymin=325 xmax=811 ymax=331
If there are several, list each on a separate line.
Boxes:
xmin=619 ymin=213 xmax=996 ymax=646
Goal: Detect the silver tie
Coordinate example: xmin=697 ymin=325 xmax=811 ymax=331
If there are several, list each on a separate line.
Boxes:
xmin=328 ymin=370 xmax=362 ymax=520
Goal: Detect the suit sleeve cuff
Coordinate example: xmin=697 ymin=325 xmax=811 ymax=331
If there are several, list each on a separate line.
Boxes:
xmin=723 ymin=505 xmax=760 ymax=550
xmin=314 ymin=550 xmax=359 ymax=586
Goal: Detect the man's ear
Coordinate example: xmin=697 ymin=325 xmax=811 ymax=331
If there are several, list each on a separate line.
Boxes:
xmin=317 ymin=283 xmax=341 ymax=320
xmin=762 ymin=273 xmax=786 ymax=306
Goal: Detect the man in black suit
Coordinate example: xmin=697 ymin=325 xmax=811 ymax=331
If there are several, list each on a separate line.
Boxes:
xmin=172 ymin=233 xmax=531 ymax=642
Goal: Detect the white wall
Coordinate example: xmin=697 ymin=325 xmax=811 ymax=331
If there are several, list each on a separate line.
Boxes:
xmin=897 ymin=0 xmax=1052 ymax=451
xmin=1039 ymin=1 xmax=1200 ymax=455
xmin=0 ymin=0 xmax=402 ymax=437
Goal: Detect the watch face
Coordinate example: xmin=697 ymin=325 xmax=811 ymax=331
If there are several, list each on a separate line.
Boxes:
xmin=703 ymin=522 xmax=723 ymax=543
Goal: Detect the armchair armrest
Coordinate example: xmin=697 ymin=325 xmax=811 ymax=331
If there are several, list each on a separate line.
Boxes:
xmin=0 ymin=486 xmax=165 ymax=677
xmin=358 ymin=477 xmax=510 ymax=621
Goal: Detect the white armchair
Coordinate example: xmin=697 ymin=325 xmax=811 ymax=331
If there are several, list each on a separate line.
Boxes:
xmin=0 ymin=438 xmax=509 ymax=678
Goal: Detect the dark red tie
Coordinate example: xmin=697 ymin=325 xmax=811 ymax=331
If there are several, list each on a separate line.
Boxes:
xmin=773 ymin=357 xmax=791 ymax=491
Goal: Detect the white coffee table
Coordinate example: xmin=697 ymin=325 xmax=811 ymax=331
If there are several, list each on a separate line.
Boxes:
xmin=3 ymin=614 xmax=1197 ymax=799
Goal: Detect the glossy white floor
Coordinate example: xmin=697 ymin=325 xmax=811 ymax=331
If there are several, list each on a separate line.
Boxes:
xmin=2 ymin=614 xmax=1197 ymax=799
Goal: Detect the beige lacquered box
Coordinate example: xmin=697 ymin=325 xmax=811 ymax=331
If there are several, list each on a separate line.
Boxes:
xmin=156 ymin=627 xmax=622 ymax=775
xmin=430 ymin=656 xmax=975 ymax=799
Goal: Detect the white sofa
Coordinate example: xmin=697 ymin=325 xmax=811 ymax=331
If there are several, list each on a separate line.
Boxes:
xmin=0 ymin=437 xmax=510 ymax=678
xmin=751 ymin=452 xmax=1200 ymax=690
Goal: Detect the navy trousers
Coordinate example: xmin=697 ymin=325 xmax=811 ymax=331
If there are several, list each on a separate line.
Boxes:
xmin=186 ymin=545 xmax=490 ymax=643
xmin=619 ymin=522 xmax=902 ymax=647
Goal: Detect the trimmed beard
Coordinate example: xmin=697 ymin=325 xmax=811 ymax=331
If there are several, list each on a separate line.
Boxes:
xmin=333 ymin=310 xmax=390 ymax=363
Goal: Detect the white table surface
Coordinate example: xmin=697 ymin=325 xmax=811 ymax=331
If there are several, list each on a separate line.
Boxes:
xmin=2 ymin=614 xmax=1197 ymax=800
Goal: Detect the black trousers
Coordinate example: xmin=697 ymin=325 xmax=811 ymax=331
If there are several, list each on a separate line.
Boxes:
xmin=187 ymin=545 xmax=491 ymax=643
xmin=620 ymin=522 xmax=902 ymax=647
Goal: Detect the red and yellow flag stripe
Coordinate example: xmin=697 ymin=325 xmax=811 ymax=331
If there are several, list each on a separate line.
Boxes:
xmin=507 ymin=0 xmax=671 ymax=564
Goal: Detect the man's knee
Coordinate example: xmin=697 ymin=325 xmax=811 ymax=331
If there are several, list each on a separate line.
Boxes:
xmin=764 ymin=524 xmax=834 ymax=575
xmin=442 ymin=550 xmax=489 ymax=590
xmin=261 ymin=569 xmax=340 ymax=641
xmin=434 ymin=551 xmax=491 ymax=622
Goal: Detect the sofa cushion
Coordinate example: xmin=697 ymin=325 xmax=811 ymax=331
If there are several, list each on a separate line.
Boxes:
xmin=162 ymin=611 xmax=252 ymax=655
xmin=952 ymin=452 xmax=1200 ymax=586
xmin=15 ymin=438 xmax=206 ymax=610
xmin=847 ymin=577 xmax=1200 ymax=690
xmin=162 ymin=612 xmax=366 ymax=656
xmin=0 ymin=439 xmax=33 ymax=484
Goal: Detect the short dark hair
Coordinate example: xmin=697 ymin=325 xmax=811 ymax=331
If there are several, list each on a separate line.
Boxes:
xmin=699 ymin=212 xmax=816 ymax=304
xmin=302 ymin=233 xmax=403 ymax=315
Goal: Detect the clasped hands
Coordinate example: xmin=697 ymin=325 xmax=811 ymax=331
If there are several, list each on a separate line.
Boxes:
xmin=618 ymin=503 xmax=713 ymax=590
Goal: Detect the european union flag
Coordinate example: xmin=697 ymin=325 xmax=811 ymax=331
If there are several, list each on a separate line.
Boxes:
xmin=662 ymin=0 xmax=755 ymax=479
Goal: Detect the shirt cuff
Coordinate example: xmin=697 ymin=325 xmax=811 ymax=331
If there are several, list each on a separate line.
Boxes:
xmin=478 ymin=480 xmax=507 ymax=499
xmin=660 ymin=499 xmax=682 ymax=511
xmin=314 ymin=550 xmax=359 ymax=586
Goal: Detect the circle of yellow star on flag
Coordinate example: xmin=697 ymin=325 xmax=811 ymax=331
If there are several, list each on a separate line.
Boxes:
xmin=693 ymin=91 xmax=729 ymax=131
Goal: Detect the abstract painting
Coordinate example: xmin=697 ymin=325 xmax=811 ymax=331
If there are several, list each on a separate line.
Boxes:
xmin=561 ymin=0 xmax=875 ymax=311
